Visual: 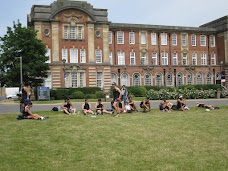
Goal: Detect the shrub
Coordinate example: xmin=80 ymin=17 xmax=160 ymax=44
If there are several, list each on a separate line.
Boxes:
xmin=69 ymin=91 xmax=84 ymax=99
xmin=129 ymin=86 xmax=147 ymax=97
xmin=95 ymin=91 xmax=104 ymax=98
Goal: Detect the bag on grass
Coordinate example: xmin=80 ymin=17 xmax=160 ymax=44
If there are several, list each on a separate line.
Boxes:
xmin=52 ymin=107 xmax=59 ymax=111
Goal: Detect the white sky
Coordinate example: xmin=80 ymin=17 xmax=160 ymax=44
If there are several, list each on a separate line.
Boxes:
xmin=0 ymin=0 xmax=227 ymax=37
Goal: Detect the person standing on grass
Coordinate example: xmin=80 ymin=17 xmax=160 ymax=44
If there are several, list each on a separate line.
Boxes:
xmin=95 ymin=98 xmax=114 ymax=115
xmin=82 ymin=99 xmax=94 ymax=115
xmin=62 ymin=98 xmax=76 ymax=114
xmin=140 ymin=97 xmax=151 ymax=112
xmin=121 ymin=85 xmax=128 ymax=106
xmin=19 ymin=82 xmax=31 ymax=113
xmin=111 ymin=82 xmax=122 ymax=113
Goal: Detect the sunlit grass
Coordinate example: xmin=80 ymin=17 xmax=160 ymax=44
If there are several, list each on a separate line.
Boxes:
xmin=0 ymin=107 xmax=228 ymax=171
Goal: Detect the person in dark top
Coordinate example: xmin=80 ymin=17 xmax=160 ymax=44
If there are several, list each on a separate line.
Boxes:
xmin=62 ymin=98 xmax=76 ymax=114
xmin=95 ymin=98 xmax=114 ymax=115
xmin=82 ymin=99 xmax=94 ymax=115
xmin=140 ymin=97 xmax=151 ymax=112
xmin=111 ymin=82 xmax=122 ymax=113
xmin=196 ymin=102 xmax=218 ymax=110
xmin=128 ymin=96 xmax=138 ymax=112
xmin=19 ymin=83 xmax=31 ymax=113
xmin=176 ymin=95 xmax=186 ymax=111
xmin=159 ymin=98 xmax=170 ymax=112
xmin=22 ymin=102 xmax=47 ymax=120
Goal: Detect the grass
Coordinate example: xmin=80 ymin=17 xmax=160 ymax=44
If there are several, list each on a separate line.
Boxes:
xmin=0 ymin=107 xmax=228 ymax=171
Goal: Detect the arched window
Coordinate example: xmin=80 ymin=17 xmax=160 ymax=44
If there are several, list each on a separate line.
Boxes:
xmin=144 ymin=73 xmax=152 ymax=86
xmin=121 ymin=73 xmax=129 ymax=86
xmin=166 ymin=73 xmax=173 ymax=86
xmin=177 ymin=73 xmax=183 ymax=86
xmin=216 ymin=72 xmax=221 ymax=81
xmin=186 ymin=72 xmax=193 ymax=85
xmin=111 ymin=73 xmax=117 ymax=84
xmin=133 ymin=73 xmax=141 ymax=86
xmin=155 ymin=73 xmax=163 ymax=86
xmin=206 ymin=73 xmax=212 ymax=84
xmin=196 ymin=72 xmax=203 ymax=85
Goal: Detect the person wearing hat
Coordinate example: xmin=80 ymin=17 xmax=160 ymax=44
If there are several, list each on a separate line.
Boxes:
xmin=176 ymin=95 xmax=186 ymax=111
xmin=111 ymin=82 xmax=122 ymax=113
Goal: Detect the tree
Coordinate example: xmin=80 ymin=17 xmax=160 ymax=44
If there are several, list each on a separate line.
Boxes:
xmin=0 ymin=21 xmax=49 ymax=88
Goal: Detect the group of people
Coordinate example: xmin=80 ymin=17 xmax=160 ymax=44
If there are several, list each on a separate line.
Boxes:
xmin=17 ymin=83 xmax=48 ymax=120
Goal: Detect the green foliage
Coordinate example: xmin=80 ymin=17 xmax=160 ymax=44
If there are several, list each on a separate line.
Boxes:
xmin=95 ymin=91 xmax=104 ymax=98
xmin=69 ymin=91 xmax=84 ymax=99
xmin=0 ymin=21 xmax=49 ymax=87
xmin=1 ymin=108 xmax=228 ymax=171
xmin=68 ymin=87 xmax=101 ymax=95
xmin=128 ymin=86 xmax=147 ymax=97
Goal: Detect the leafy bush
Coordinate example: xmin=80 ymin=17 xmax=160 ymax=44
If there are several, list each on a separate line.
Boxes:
xmin=95 ymin=91 xmax=104 ymax=98
xmin=69 ymin=91 xmax=84 ymax=99
xmin=129 ymin=86 xmax=147 ymax=97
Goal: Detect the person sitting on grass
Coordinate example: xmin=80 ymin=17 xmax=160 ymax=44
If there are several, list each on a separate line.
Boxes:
xmin=159 ymin=98 xmax=170 ymax=112
xmin=95 ymin=98 xmax=114 ymax=115
xmin=128 ymin=97 xmax=138 ymax=112
xmin=82 ymin=99 xmax=94 ymax=115
xmin=140 ymin=97 xmax=151 ymax=112
xmin=196 ymin=102 xmax=219 ymax=110
xmin=22 ymin=102 xmax=48 ymax=120
xmin=176 ymin=95 xmax=187 ymax=111
xmin=62 ymin=98 xmax=76 ymax=115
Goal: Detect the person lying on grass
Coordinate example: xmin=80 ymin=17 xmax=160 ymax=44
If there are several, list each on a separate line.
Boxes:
xmin=22 ymin=102 xmax=48 ymax=120
xmin=196 ymin=102 xmax=219 ymax=110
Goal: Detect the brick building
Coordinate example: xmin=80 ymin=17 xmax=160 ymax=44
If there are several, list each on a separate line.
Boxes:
xmin=28 ymin=0 xmax=228 ymax=92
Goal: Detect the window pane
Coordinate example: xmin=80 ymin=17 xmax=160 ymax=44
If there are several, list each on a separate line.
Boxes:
xmin=133 ymin=73 xmax=140 ymax=86
xmin=108 ymin=31 xmax=112 ymax=44
xmin=172 ymin=34 xmax=177 ymax=46
xmin=129 ymin=32 xmax=135 ymax=44
xmin=70 ymin=48 xmax=78 ymax=63
xmin=141 ymin=32 xmax=146 ymax=44
xmin=182 ymin=33 xmax=187 ymax=46
xmin=117 ymin=31 xmax=124 ymax=44
xmin=155 ymin=73 xmax=163 ymax=86
xmin=70 ymin=26 xmax=76 ymax=39
xmin=80 ymin=49 xmax=86 ymax=63
xmin=72 ymin=72 xmax=77 ymax=88
xmin=95 ymin=49 xmax=102 ymax=63
xmin=152 ymin=52 xmax=157 ymax=65
xmin=118 ymin=52 xmax=125 ymax=65
xmin=151 ymin=33 xmax=157 ymax=45
xmin=130 ymin=52 xmax=136 ymax=65
xmin=172 ymin=53 xmax=178 ymax=65
xmin=62 ymin=49 xmax=68 ymax=63
xmin=161 ymin=33 xmax=167 ymax=45
xmin=200 ymin=35 xmax=206 ymax=46
xmin=144 ymin=73 xmax=152 ymax=86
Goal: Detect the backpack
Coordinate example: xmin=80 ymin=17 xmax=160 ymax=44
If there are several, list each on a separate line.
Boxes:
xmin=52 ymin=107 xmax=59 ymax=111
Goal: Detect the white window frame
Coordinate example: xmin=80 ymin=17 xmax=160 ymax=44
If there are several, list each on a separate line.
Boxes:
xmin=161 ymin=52 xmax=168 ymax=65
xmin=117 ymin=31 xmax=124 ymax=44
xmin=166 ymin=73 xmax=173 ymax=86
xmin=133 ymin=73 xmax=141 ymax=86
xmin=192 ymin=53 xmax=197 ymax=65
xmin=183 ymin=53 xmax=188 ymax=65
xmin=97 ymin=72 xmax=103 ymax=88
xmin=45 ymin=48 xmax=51 ymax=63
xmin=152 ymin=52 xmax=157 ymax=65
xmin=211 ymin=53 xmax=216 ymax=65
xmin=177 ymin=73 xmax=183 ymax=86
xmin=141 ymin=52 xmax=147 ymax=65
xmin=200 ymin=35 xmax=206 ymax=47
xmin=95 ymin=49 xmax=102 ymax=63
xmin=141 ymin=32 xmax=146 ymax=45
xmin=130 ymin=52 xmax=136 ymax=65
xmin=70 ymin=48 xmax=78 ymax=63
xmin=108 ymin=31 xmax=112 ymax=44
xmin=172 ymin=34 xmax=177 ymax=46
xmin=186 ymin=72 xmax=193 ymax=85
xmin=155 ymin=73 xmax=163 ymax=86
xmin=201 ymin=53 xmax=207 ymax=65
xmin=182 ymin=33 xmax=187 ymax=46
xmin=117 ymin=52 xmax=125 ymax=65
xmin=172 ymin=53 xmax=178 ymax=65
xmin=129 ymin=32 xmax=135 ymax=44
xmin=206 ymin=73 xmax=212 ymax=84
xmin=80 ymin=49 xmax=86 ymax=63
xmin=64 ymin=26 xmax=69 ymax=39
xmin=161 ymin=33 xmax=167 ymax=45
xmin=197 ymin=73 xmax=203 ymax=85
xmin=72 ymin=71 xmax=78 ymax=88
xmin=44 ymin=73 xmax=52 ymax=88
xmin=191 ymin=34 xmax=196 ymax=46
xmin=144 ymin=73 xmax=152 ymax=86
xmin=70 ymin=26 xmax=76 ymax=39
xmin=109 ymin=51 xmax=113 ymax=65
xmin=121 ymin=73 xmax=129 ymax=86
xmin=210 ymin=35 xmax=215 ymax=47
xmin=151 ymin=33 xmax=157 ymax=45
xmin=62 ymin=48 xmax=68 ymax=63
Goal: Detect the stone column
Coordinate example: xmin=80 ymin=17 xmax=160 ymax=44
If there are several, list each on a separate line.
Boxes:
xmin=88 ymin=24 xmax=95 ymax=63
xmin=51 ymin=22 xmax=59 ymax=62
xmin=34 ymin=22 xmax=42 ymax=40
xmin=103 ymin=25 xmax=110 ymax=64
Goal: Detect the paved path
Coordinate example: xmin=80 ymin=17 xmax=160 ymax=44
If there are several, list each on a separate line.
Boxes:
xmin=0 ymin=98 xmax=227 ymax=114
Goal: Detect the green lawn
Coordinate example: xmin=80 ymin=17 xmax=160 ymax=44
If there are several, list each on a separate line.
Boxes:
xmin=0 ymin=107 xmax=228 ymax=171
